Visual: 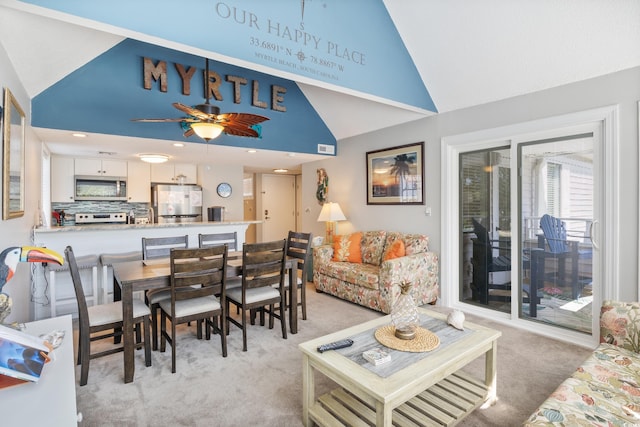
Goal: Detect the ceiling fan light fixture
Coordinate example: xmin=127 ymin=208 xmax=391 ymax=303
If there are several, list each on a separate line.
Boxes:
xmin=139 ymin=153 xmax=169 ymax=163
xmin=190 ymin=122 xmax=224 ymax=141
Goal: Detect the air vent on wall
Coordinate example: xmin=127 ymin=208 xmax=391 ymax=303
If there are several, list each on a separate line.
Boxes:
xmin=317 ymin=144 xmax=335 ymax=155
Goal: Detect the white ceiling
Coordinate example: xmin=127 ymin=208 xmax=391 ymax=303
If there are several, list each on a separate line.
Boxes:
xmin=1 ymin=0 xmax=639 ymax=173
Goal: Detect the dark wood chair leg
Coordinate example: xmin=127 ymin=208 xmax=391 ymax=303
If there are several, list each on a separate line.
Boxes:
xmin=151 ymin=304 xmax=159 ymax=351
xmin=301 ymin=282 xmax=307 ymax=320
xmin=143 ymin=317 xmax=151 ymax=367
xmin=170 ymin=320 xmax=177 ymax=374
xmin=241 ymin=307 xmax=248 ymax=352
xmin=79 ymin=328 xmax=90 ymax=386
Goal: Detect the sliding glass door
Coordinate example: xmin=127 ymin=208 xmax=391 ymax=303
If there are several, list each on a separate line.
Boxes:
xmin=456 ymin=118 xmax=604 ymax=337
xmin=460 ymin=147 xmax=512 ymax=313
xmin=518 ymin=133 xmax=597 ymax=333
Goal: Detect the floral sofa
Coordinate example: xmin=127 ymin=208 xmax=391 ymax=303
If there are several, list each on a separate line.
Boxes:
xmin=313 ymin=231 xmax=439 ymax=313
xmin=524 ymin=300 xmax=640 ymax=426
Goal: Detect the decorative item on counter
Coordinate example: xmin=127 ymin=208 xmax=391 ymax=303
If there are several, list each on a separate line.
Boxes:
xmin=52 ymin=209 xmax=65 ymax=226
xmin=390 ymin=282 xmax=420 ymax=340
xmin=0 ymin=247 xmax=64 ymax=325
xmin=39 ymin=329 xmax=65 ymax=349
xmin=447 ymin=310 xmax=465 ymax=330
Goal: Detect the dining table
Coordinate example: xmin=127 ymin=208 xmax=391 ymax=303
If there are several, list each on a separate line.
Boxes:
xmin=112 ymin=251 xmax=299 ymax=383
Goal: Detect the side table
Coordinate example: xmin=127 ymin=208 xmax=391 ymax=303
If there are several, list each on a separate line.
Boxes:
xmin=0 ymin=315 xmax=80 ymax=425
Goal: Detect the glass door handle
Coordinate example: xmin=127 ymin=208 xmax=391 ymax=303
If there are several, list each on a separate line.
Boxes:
xmin=589 ymin=220 xmax=599 ymax=250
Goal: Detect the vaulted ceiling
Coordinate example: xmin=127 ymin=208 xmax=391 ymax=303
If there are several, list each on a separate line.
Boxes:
xmin=0 ymin=0 xmax=638 ymax=172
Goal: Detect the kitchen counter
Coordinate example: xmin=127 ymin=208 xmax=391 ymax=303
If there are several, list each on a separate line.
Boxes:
xmin=31 ymin=220 xmax=261 ymax=320
xmin=35 ymin=220 xmax=261 ymax=233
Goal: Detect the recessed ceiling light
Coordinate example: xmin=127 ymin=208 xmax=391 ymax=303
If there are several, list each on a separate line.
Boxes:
xmin=72 ymin=133 xmax=87 ymax=138
xmin=138 ymin=153 xmax=169 ymax=163
xmin=273 ymin=168 xmax=288 ymax=173
xmin=247 ymin=149 xmax=257 ymax=153
xmin=173 ymin=143 xmax=185 ymax=147
xmin=287 ymin=153 xmax=296 ymax=157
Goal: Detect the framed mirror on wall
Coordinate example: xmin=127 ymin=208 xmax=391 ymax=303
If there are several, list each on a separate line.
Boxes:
xmin=3 ymin=88 xmax=25 ymax=219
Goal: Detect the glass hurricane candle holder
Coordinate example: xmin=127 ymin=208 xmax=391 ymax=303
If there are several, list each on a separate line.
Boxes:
xmin=391 ymin=282 xmax=420 ymax=340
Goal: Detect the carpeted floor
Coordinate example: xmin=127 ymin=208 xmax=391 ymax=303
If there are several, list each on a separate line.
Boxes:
xmin=74 ymin=284 xmax=592 ymax=426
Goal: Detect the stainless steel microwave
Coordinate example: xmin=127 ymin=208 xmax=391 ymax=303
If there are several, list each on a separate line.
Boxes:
xmin=74 ymin=175 xmax=127 ymax=201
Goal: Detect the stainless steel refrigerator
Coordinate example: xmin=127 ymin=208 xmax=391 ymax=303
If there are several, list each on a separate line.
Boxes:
xmin=151 ymin=184 xmax=203 ymax=223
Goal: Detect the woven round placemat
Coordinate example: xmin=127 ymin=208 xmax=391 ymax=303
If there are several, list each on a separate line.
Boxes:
xmin=374 ymin=325 xmax=440 ymax=352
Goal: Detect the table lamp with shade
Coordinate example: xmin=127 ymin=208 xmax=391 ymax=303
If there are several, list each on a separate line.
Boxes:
xmin=317 ymin=202 xmax=346 ymax=244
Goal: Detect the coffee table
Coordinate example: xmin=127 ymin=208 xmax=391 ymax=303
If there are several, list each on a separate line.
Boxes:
xmin=299 ymin=307 xmax=501 ymax=427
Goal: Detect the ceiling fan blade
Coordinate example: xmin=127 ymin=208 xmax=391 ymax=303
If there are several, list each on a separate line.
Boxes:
xmin=218 ymin=113 xmax=269 ymax=127
xmin=221 ymin=124 xmax=260 ymax=138
xmin=173 ymin=103 xmax=213 ymax=120
xmin=131 ymin=118 xmax=190 ymax=122
xmin=183 ymin=127 xmax=195 ymax=138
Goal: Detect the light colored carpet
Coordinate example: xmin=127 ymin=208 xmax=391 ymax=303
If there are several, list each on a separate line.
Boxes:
xmin=74 ymin=284 xmax=592 ymax=426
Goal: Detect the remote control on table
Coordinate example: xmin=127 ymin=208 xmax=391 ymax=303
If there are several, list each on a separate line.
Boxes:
xmin=317 ymin=339 xmax=354 ymax=353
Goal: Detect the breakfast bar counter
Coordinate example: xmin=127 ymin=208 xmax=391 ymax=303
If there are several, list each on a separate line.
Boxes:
xmin=34 ymin=220 xmax=260 ymax=233
xmin=33 ymin=220 xmax=260 ymax=251
xmin=31 ymin=221 xmax=260 ymax=319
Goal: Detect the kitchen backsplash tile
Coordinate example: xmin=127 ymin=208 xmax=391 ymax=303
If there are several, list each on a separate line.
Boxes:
xmin=51 ymin=201 xmax=150 ymax=225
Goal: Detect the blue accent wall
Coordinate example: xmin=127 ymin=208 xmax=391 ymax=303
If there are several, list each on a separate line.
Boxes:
xmin=21 ymin=0 xmax=436 ymax=112
xmin=33 ymin=39 xmax=335 ymax=154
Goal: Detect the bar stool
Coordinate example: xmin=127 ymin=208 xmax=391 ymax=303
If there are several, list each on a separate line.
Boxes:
xmin=99 ymin=251 xmax=143 ymax=303
xmin=46 ymin=254 xmax=99 ymax=317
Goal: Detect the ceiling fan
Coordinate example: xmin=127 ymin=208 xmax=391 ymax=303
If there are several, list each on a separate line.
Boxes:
xmin=132 ymin=58 xmax=269 ymax=141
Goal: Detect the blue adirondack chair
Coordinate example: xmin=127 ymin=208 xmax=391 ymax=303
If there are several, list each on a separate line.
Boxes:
xmin=534 ymin=214 xmax=592 ymax=300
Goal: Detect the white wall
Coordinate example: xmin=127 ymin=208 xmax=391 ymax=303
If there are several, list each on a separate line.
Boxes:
xmin=303 ymin=66 xmax=640 ymax=301
xmin=197 ymin=163 xmax=244 ymax=221
xmin=0 ymin=41 xmax=45 ymax=322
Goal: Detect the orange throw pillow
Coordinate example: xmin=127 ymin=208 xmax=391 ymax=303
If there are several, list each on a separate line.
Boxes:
xmin=332 ymin=232 xmax=362 ymax=263
xmin=383 ymin=239 xmax=406 ymax=261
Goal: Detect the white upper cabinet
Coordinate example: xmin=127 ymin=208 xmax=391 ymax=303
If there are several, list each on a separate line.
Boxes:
xmin=150 ymin=163 xmax=197 ymax=184
xmin=127 ymin=162 xmax=151 ymax=202
xmin=51 ymin=156 xmax=75 ymax=202
xmin=75 ymin=158 xmax=127 ymax=177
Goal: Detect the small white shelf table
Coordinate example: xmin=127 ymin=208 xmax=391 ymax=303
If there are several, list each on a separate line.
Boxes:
xmin=0 ymin=315 xmax=78 ymax=425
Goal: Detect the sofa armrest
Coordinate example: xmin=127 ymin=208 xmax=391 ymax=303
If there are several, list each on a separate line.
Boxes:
xmin=378 ymin=251 xmax=439 ymax=312
xmin=313 ymin=245 xmax=334 ymax=267
xmin=600 ymin=300 xmax=640 ymax=353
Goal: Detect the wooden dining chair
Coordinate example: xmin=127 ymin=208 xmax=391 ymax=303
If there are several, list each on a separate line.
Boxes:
xmin=65 ymin=246 xmax=151 ymax=386
xmin=226 ymin=240 xmax=287 ymax=351
xmin=142 ymin=235 xmax=188 ymax=260
xmin=198 ymin=232 xmax=238 ymax=251
xmin=284 ymin=231 xmax=313 ymax=320
xmin=142 ymin=235 xmax=189 ymax=350
xmin=159 ymin=245 xmax=228 ymax=373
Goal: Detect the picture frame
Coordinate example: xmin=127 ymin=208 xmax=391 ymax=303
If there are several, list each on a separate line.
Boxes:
xmin=3 ymin=88 xmax=25 ymax=219
xmin=366 ymin=142 xmax=424 ymax=205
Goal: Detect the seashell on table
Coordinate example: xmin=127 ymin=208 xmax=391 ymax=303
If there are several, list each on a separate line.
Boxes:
xmin=447 ymin=310 xmax=465 ymax=330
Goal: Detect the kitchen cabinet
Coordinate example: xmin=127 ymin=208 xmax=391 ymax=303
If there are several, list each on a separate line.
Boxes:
xmin=150 ymin=163 xmax=197 ymax=184
xmin=51 ymin=156 xmax=75 ymax=202
xmin=75 ymin=158 xmax=127 ymax=177
xmin=127 ymin=161 xmax=151 ymax=202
